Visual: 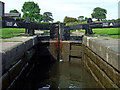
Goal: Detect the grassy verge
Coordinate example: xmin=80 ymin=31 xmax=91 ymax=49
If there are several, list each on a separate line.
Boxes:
xmin=80 ymin=28 xmax=120 ymax=39
xmin=66 ymin=21 xmax=103 ymax=26
xmin=1 ymin=28 xmax=119 ymax=39
xmin=0 ymin=28 xmax=25 ymax=39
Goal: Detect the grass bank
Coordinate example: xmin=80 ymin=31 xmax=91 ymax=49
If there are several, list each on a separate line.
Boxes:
xmin=80 ymin=28 xmax=120 ymax=39
xmin=0 ymin=28 xmax=25 ymax=39
xmin=1 ymin=28 xmax=119 ymax=39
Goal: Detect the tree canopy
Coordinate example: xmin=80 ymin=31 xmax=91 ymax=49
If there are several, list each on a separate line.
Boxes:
xmin=63 ymin=16 xmax=78 ymax=23
xmin=21 ymin=1 xmax=42 ymax=22
xmin=78 ymin=16 xmax=84 ymax=21
xmin=43 ymin=12 xmax=54 ymax=22
xmin=85 ymin=17 xmax=88 ymax=21
xmin=91 ymin=7 xmax=107 ymax=21
xmin=10 ymin=9 xmax=19 ymax=13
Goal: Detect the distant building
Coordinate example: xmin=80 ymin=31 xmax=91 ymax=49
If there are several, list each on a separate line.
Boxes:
xmin=4 ymin=13 xmax=21 ymax=20
xmin=0 ymin=1 xmax=4 ymax=17
xmin=0 ymin=1 xmax=21 ymax=20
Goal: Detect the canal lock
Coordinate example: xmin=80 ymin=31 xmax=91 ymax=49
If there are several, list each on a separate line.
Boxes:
xmin=3 ymin=40 xmax=102 ymax=89
xmin=2 ymin=23 xmax=120 ymax=89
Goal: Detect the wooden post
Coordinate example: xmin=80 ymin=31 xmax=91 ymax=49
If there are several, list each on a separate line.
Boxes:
xmin=60 ymin=23 xmax=70 ymax=40
xmin=50 ymin=23 xmax=59 ymax=40
xmin=85 ymin=18 xmax=93 ymax=35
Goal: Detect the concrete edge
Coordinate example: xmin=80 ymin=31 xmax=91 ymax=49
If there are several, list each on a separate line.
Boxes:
xmin=82 ymin=36 xmax=120 ymax=71
xmin=1 ymin=36 xmax=38 ymax=73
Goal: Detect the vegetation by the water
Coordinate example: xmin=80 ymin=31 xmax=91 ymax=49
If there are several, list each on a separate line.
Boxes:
xmin=0 ymin=28 xmax=25 ymax=39
xmin=66 ymin=21 xmax=87 ymax=26
xmin=1 ymin=27 xmax=119 ymax=39
xmin=80 ymin=28 xmax=120 ymax=39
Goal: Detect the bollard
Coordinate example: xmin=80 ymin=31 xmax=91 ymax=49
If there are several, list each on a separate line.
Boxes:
xmin=25 ymin=28 xmax=29 ymax=34
xmin=84 ymin=24 xmax=89 ymax=35
xmin=29 ymin=29 xmax=34 ymax=36
xmin=23 ymin=17 xmax=31 ymax=35
xmin=85 ymin=18 xmax=93 ymax=35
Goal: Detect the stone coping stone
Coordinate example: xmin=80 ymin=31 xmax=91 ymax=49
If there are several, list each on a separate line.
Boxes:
xmin=1 ymin=42 xmax=22 ymax=52
xmin=1 ymin=36 xmax=38 ymax=52
xmin=83 ymin=36 xmax=120 ymax=71
xmin=0 ymin=36 xmax=38 ymax=72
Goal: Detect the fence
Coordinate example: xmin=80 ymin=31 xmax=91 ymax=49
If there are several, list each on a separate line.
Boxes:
xmin=2 ymin=17 xmax=120 ymax=40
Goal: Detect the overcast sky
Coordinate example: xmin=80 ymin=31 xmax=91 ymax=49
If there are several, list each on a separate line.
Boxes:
xmin=1 ymin=0 xmax=119 ymax=22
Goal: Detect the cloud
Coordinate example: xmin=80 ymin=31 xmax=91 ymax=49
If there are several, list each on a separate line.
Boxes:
xmin=118 ymin=1 xmax=120 ymax=18
xmin=63 ymin=0 xmax=119 ymax=3
xmin=1 ymin=0 xmax=119 ymax=22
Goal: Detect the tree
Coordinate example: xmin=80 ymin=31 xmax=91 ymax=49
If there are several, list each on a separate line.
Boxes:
xmin=55 ymin=21 xmax=62 ymax=23
xmin=117 ymin=18 xmax=120 ymax=21
xmin=10 ymin=9 xmax=19 ymax=13
xmin=78 ymin=16 xmax=84 ymax=21
xmin=91 ymin=7 xmax=107 ymax=21
xmin=36 ymin=14 xmax=43 ymax=23
xmin=43 ymin=12 xmax=54 ymax=22
xmin=63 ymin=16 xmax=78 ymax=23
xmin=21 ymin=1 xmax=42 ymax=22
xmin=85 ymin=17 xmax=88 ymax=21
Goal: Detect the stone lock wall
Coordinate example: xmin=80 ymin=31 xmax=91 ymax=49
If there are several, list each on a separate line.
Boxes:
xmin=1 ymin=36 xmax=38 ymax=89
xmin=82 ymin=36 xmax=120 ymax=88
xmin=1 ymin=35 xmax=120 ymax=89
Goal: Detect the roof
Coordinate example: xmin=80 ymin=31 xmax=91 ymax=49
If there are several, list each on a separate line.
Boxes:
xmin=0 ymin=1 xmax=5 ymax=4
xmin=4 ymin=13 xmax=21 ymax=17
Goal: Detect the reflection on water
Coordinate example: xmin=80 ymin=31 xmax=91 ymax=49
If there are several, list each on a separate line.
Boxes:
xmin=57 ymin=60 xmax=100 ymax=89
xmin=16 ymin=59 xmax=100 ymax=89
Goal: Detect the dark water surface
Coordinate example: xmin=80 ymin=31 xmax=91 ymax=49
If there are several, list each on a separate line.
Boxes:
xmin=15 ymin=60 xmax=100 ymax=89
